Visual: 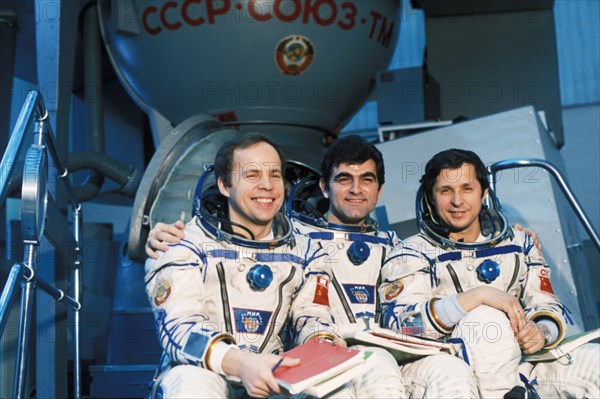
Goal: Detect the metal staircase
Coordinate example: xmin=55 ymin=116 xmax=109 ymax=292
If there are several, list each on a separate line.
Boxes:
xmin=488 ymin=158 xmax=600 ymax=330
xmin=0 ymin=90 xmax=162 ymax=398
xmin=88 ymin=253 xmax=162 ymax=398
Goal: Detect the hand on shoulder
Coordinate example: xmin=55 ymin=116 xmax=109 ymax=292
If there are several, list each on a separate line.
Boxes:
xmin=146 ymin=220 xmax=186 ymax=259
xmin=513 ymin=223 xmax=541 ymax=251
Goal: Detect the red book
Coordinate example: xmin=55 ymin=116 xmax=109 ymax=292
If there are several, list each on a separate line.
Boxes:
xmin=273 ymin=339 xmax=368 ymax=396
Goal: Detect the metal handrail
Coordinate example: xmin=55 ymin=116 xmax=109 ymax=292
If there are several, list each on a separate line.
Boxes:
xmin=0 ymin=90 xmax=82 ymax=399
xmin=487 ymin=158 xmax=600 ymax=251
xmin=0 ymin=92 xmax=40 ymax=207
xmin=0 ymin=91 xmax=80 ymax=210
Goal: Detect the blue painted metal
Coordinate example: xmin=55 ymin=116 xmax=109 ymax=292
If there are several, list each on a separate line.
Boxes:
xmin=555 ymin=0 xmax=600 ymax=106
xmin=342 ymin=0 xmax=600 ymax=137
xmin=34 ymin=0 xmax=79 ymax=396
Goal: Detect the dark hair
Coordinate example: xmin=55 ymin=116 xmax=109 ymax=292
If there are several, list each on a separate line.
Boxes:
xmin=422 ymin=148 xmax=489 ymax=201
xmin=320 ymin=135 xmax=385 ymax=190
xmin=214 ymin=133 xmax=286 ymax=187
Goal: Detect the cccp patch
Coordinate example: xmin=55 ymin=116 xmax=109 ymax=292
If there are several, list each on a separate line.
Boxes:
xmin=384 ymin=280 xmax=405 ymax=300
xmin=153 ymin=278 xmax=172 ymax=306
xmin=275 ymin=35 xmax=315 ymax=76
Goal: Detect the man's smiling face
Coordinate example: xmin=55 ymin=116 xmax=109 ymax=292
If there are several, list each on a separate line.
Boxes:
xmin=218 ymin=141 xmax=284 ymax=239
xmin=432 ymin=162 xmax=487 ymax=242
xmin=320 ymin=160 xmax=383 ymax=227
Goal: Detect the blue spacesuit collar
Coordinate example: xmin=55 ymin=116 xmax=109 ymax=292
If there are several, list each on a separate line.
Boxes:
xmin=196 ymin=213 xmax=296 ymax=249
xmin=294 ymin=212 xmax=380 ymax=234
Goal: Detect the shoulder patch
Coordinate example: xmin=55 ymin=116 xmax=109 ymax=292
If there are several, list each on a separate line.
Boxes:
xmin=313 ymin=276 xmax=330 ymax=306
xmin=153 ymin=278 xmax=172 ymax=306
xmin=539 ymin=269 xmax=555 ymax=295
xmin=384 ymin=280 xmax=405 ymax=301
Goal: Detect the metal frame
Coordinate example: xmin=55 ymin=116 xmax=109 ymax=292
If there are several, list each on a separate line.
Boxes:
xmin=0 ymin=90 xmax=83 ymax=399
xmin=377 ymin=120 xmax=453 ymax=143
xmin=487 ymin=158 xmax=600 ymax=251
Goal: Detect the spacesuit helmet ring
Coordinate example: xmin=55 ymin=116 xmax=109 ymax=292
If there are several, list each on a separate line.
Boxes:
xmin=286 ymin=174 xmax=328 ymax=225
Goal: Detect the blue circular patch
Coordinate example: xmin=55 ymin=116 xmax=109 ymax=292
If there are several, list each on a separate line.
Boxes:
xmin=247 ymin=264 xmax=273 ymax=291
xmin=476 ymin=259 xmax=501 ymax=284
xmin=347 ymin=241 xmax=370 ymax=266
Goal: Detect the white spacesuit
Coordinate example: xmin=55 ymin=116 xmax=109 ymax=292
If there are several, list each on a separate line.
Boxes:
xmin=380 ymin=188 xmax=600 ymax=398
xmin=290 ymin=223 xmax=405 ymax=394
xmin=288 ymin=178 xmax=478 ymax=398
xmin=144 ymin=172 xmax=334 ymax=398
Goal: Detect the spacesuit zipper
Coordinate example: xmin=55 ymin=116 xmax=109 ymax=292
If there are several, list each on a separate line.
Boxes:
xmin=506 ymin=255 xmax=520 ymax=292
xmin=258 ymin=267 xmax=297 ymax=353
xmin=446 ymin=264 xmax=464 ymax=293
xmin=215 ymin=262 xmax=233 ymax=333
xmin=331 ymin=274 xmax=356 ymax=323
xmin=375 ymin=247 xmax=386 ymax=324
xmin=375 ymin=274 xmax=382 ymax=324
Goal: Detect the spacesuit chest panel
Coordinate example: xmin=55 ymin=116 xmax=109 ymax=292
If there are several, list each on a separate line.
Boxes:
xmin=293 ymin=220 xmax=389 ymax=325
xmin=433 ymin=244 xmax=526 ymax=296
xmin=200 ymin=242 xmax=304 ymax=352
xmin=328 ymin=241 xmax=382 ymax=300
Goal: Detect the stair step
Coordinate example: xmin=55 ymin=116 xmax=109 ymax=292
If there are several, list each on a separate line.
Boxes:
xmin=89 ymin=364 xmax=156 ymax=398
xmin=107 ymin=312 xmax=162 ymax=365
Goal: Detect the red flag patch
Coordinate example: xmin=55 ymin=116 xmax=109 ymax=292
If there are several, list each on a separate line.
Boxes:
xmin=313 ymin=276 xmax=330 ymax=306
xmin=539 ymin=269 xmax=555 ymax=294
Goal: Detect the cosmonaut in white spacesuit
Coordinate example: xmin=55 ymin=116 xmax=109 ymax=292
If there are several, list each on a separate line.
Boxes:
xmin=145 ymin=133 xmax=409 ymax=399
xmin=380 ymin=148 xmax=600 ymax=399
xmin=286 ymin=136 xmax=478 ymax=398
xmin=145 ymin=134 xmax=339 ymax=398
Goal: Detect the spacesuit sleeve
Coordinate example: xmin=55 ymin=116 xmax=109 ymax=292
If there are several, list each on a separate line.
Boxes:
xmin=144 ymin=237 xmax=236 ymax=370
xmin=288 ymin=239 xmax=340 ymax=345
xmin=379 ymin=241 xmax=449 ymax=340
xmin=389 ymin=230 xmax=402 ymax=247
xmin=518 ymin=231 xmax=571 ymax=348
